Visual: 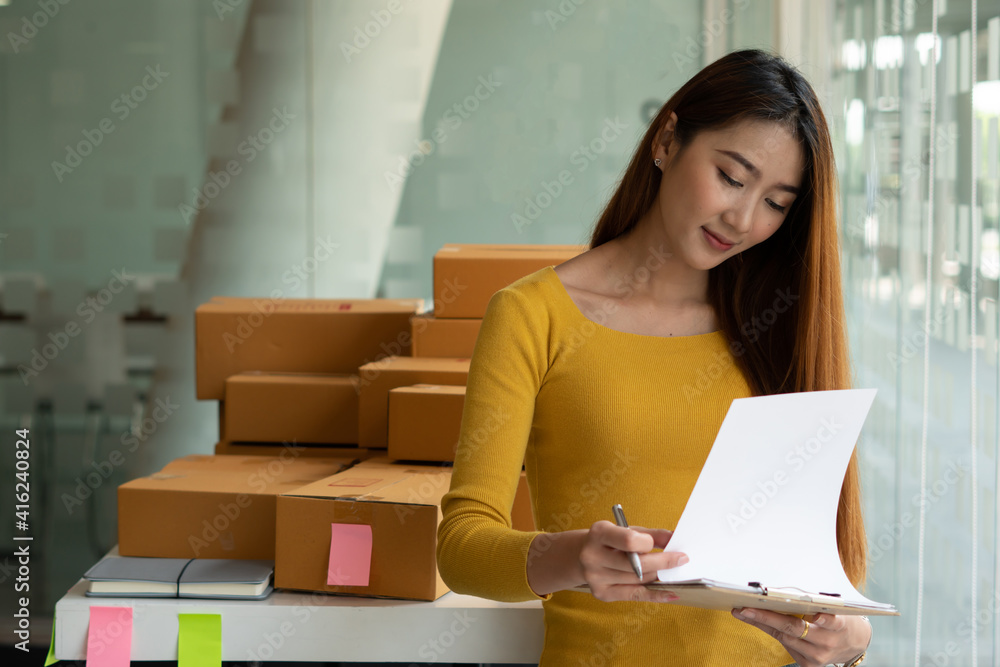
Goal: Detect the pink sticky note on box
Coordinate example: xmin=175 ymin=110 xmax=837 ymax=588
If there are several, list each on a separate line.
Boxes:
xmin=86 ymin=606 xmax=132 ymax=667
xmin=328 ymin=523 xmax=373 ymax=586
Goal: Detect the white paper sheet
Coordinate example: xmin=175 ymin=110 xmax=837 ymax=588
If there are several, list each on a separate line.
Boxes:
xmin=656 ymin=388 xmax=881 ymax=606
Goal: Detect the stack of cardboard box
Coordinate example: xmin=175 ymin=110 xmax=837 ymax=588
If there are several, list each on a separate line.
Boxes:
xmin=195 ymin=295 xmax=421 ymax=453
xmin=385 ymin=244 xmax=583 ymax=462
xmin=118 ymin=453 xmax=361 ymax=560
xmin=378 ymin=244 xmax=584 ymax=557
xmin=116 ymin=244 xmax=582 ymax=601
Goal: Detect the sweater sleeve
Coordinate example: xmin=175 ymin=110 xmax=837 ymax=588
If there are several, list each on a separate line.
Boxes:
xmin=436 ymin=285 xmax=552 ymax=602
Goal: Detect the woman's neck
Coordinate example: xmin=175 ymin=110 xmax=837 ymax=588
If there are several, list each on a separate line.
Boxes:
xmin=610 ymin=217 xmax=711 ymax=308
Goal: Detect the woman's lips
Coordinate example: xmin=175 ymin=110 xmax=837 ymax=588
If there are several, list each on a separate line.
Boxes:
xmin=702 ymin=227 xmax=733 ymax=251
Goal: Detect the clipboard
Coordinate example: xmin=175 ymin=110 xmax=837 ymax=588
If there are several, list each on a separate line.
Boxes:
xmin=573 ymin=390 xmax=899 ymax=618
xmin=572 ymin=580 xmax=899 ymax=616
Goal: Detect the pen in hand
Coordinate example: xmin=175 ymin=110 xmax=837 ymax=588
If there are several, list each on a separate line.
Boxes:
xmin=611 ymin=504 xmax=643 ymax=581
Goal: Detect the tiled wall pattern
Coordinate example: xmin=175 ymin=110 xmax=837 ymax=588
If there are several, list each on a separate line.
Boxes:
xmin=378 ymin=0 xmax=713 ymax=299
xmin=0 ymin=0 xmax=252 ymax=615
xmin=0 ymin=0 xmax=454 ymax=615
xmin=0 ymin=0 xmax=815 ymax=643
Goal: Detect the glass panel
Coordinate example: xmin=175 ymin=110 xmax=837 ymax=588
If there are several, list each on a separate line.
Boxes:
xmin=10 ymin=3 xmax=997 ymax=664
xmin=0 ymin=0 xmax=724 ymax=632
xmin=377 ymin=0 xmax=710 ymax=300
xmin=832 ymin=0 xmax=999 ymax=663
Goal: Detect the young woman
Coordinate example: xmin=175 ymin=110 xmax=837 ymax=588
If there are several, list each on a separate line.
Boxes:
xmin=437 ymin=49 xmax=872 ymax=667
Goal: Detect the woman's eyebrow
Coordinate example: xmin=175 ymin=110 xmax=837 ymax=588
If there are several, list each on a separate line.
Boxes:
xmin=715 ymin=149 xmax=800 ymax=195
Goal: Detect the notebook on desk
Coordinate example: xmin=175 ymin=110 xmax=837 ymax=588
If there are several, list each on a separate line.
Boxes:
xmin=576 ymin=389 xmax=898 ymax=617
xmin=178 ymin=558 xmax=274 ymax=599
xmin=84 ymin=556 xmax=274 ymax=600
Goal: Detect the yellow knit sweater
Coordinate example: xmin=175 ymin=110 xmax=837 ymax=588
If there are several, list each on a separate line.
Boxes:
xmin=437 ymin=265 xmax=796 ymax=666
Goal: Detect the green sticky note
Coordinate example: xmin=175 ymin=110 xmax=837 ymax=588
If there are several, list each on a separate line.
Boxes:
xmin=178 ymin=614 xmax=221 ymax=667
xmin=45 ymin=614 xmax=58 ymax=665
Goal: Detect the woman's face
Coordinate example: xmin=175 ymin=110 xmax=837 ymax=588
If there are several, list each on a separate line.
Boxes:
xmin=652 ymin=115 xmax=806 ymax=270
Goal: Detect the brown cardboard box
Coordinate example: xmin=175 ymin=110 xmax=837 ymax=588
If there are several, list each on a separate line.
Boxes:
xmin=224 ymin=372 xmax=360 ymax=444
xmin=410 ymin=314 xmax=482 ymax=358
xmin=432 ymin=243 xmax=584 ymax=318
xmin=160 ymin=453 xmax=311 ymax=472
xmin=158 ymin=454 xmax=367 ymax=474
xmin=214 ymin=441 xmax=377 ymax=460
xmin=218 ymin=402 xmax=226 ymax=442
xmin=385 ymin=384 xmax=534 ymax=527
xmin=195 ymin=297 xmax=422 ymax=400
xmin=275 ymin=458 xmax=452 ymax=600
xmin=512 ymin=471 xmax=534 ymax=532
xmin=118 ymin=454 xmax=359 ymax=559
xmin=357 ymin=356 xmax=469 ymax=449
xmin=387 ymin=384 xmax=465 ymax=462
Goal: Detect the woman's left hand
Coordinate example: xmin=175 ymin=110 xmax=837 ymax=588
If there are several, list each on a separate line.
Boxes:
xmin=731 ymin=607 xmax=870 ymax=667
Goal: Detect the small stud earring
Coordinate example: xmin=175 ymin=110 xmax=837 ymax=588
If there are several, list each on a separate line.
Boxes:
xmin=654 ymin=158 xmax=661 ymax=167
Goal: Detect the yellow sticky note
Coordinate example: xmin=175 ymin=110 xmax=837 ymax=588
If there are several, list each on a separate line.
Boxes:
xmin=178 ymin=614 xmax=221 ymax=667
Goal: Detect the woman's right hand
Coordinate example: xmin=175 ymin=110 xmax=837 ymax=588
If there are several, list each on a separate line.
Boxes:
xmin=525 ymin=520 xmax=688 ymax=602
xmin=580 ymin=520 xmax=687 ymax=603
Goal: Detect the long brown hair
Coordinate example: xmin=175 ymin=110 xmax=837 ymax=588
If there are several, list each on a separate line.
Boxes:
xmin=589 ymin=49 xmax=866 ymax=589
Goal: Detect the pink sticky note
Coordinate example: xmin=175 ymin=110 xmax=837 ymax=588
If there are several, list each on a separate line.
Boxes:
xmin=86 ymin=606 xmax=132 ymax=667
xmin=328 ymin=523 xmax=373 ymax=586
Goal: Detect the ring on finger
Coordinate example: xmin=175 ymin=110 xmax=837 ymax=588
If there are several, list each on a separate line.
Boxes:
xmin=798 ymin=621 xmax=810 ymax=640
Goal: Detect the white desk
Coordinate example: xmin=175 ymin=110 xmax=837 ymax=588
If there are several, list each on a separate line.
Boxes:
xmin=55 ymin=579 xmax=545 ymax=662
